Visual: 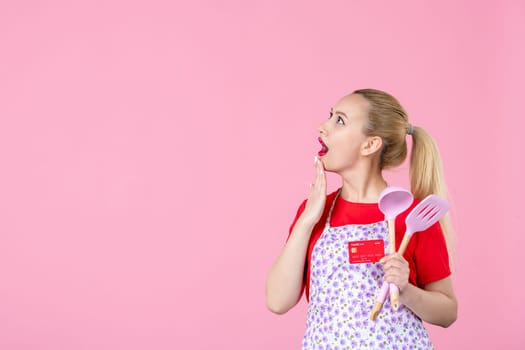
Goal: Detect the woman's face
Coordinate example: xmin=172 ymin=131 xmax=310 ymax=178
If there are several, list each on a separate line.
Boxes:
xmin=318 ymin=93 xmax=371 ymax=173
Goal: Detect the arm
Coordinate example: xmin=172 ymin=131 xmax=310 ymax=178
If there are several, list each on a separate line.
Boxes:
xmin=382 ymin=253 xmax=458 ymax=327
xmin=265 ymin=217 xmax=314 ymax=314
xmin=265 ymin=157 xmax=326 ymax=314
xmin=401 ymin=277 xmax=457 ymax=327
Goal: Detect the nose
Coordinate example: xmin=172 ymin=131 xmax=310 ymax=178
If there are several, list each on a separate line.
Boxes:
xmin=319 ymin=120 xmax=328 ymax=135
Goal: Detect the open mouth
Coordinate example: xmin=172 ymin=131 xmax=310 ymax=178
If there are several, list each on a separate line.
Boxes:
xmin=318 ymin=137 xmax=329 ymax=156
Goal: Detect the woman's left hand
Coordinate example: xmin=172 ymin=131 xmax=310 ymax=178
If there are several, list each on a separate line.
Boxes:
xmin=381 ymin=253 xmax=410 ymax=293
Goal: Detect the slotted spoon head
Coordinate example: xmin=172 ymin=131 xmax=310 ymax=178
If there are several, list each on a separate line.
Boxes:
xmin=405 ymin=194 xmax=450 ymax=236
xmin=378 ymin=186 xmax=414 ymax=220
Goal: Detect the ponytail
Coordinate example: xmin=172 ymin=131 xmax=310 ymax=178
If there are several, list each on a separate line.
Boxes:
xmin=410 ymin=127 xmax=455 ymax=266
xmin=409 ymin=127 xmax=445 ymax=199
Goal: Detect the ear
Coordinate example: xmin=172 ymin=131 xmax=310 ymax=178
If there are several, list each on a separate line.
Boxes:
xmin=361 ymin=136 xmax=383 ymax=156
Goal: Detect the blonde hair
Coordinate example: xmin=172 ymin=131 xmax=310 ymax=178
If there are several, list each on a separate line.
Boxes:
xmin=353 ymin=88 xmax=455 ymax=264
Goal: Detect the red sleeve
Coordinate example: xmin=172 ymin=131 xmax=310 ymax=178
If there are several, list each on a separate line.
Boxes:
xmin=395 ymin=201 xmax=451 ymax=288
xmin=287 ymin=200 xmax=307 ymax=241
xmin=411 ymin=221 xmax=451 ymax=286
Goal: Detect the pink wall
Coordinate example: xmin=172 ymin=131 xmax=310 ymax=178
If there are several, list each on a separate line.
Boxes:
xmin=1 ymin=1 xmax=523 ymax=349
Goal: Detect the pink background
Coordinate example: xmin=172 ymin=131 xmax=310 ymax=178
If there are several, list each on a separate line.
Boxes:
xmin=1 ymin=1 xmax=523 ymax=349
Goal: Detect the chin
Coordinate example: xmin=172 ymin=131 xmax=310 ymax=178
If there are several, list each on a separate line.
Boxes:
xmin=323 ymin=162 xmax=347 ymax=175
xmin=319 ymin=157 xmax=334 ymax=172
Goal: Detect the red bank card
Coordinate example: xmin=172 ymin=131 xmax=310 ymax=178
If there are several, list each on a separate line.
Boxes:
xmin=348 ymin=240 xmax=385 ymax=264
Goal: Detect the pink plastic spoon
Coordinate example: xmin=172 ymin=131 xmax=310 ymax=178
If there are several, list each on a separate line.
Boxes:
xmin=379 ymin=186 xmax=414 ymax=311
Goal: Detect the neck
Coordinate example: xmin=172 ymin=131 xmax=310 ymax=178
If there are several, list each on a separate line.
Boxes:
xmin=338 ymin=162 xmax=387 ymax=203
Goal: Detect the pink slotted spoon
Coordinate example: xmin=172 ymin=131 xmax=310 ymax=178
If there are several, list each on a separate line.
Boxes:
xmin=397 ymin=194 xmax=450 ymax=256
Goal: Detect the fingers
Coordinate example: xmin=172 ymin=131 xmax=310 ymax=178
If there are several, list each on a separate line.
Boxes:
xmin=308 ymin=158 xmax=326 ymax=203
xmin=380 ymin=253 xmax=409 ymax=292
xmin=381 ymin=253 xmax=408 ymax=269
xmin=313 ymin=156 xmax=326 ymax=189
xmin=302 ymin=157 xmax=328 ymax=225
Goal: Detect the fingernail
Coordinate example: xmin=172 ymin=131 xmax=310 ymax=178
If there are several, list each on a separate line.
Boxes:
xmin=379 ymin=257 xmax=385 ymax=264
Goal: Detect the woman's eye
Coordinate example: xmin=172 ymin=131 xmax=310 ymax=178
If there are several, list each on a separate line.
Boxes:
xmin=337 ymin=116 xmax=345 ymax=125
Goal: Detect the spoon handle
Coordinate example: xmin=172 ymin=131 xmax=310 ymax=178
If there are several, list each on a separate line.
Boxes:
xmin=387 ymin=219 xmax=400 ymax=310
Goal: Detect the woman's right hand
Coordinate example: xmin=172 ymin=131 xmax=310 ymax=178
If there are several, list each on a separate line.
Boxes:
xmin=300 ymin=156 xmax=327 ymax=227
xmin=265 ymin=156 xmax=327 ymax=314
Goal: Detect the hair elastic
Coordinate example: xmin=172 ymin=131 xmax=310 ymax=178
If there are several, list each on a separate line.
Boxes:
xmin=406 ymin=124 xmax=414 ymax=135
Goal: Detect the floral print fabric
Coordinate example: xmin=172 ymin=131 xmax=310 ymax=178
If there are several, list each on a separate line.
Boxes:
xmin=302 ymin=198 xmax=433 ymax=350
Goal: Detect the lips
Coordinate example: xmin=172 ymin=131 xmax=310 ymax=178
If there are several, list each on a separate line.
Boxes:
xmin=318 ymin=137 xmax=328 ymax=156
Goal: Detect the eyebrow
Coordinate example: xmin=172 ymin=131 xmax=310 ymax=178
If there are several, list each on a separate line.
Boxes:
xmin=332 ymin=109 xmax=348 ymax=119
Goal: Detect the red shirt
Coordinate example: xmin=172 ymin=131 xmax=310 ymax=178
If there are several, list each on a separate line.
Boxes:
xmin=288 ymin=190 xmax=451 ymax=301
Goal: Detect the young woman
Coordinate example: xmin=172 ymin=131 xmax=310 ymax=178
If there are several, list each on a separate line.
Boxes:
xmin=266 ymin=89 xmax=457 ymax=349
